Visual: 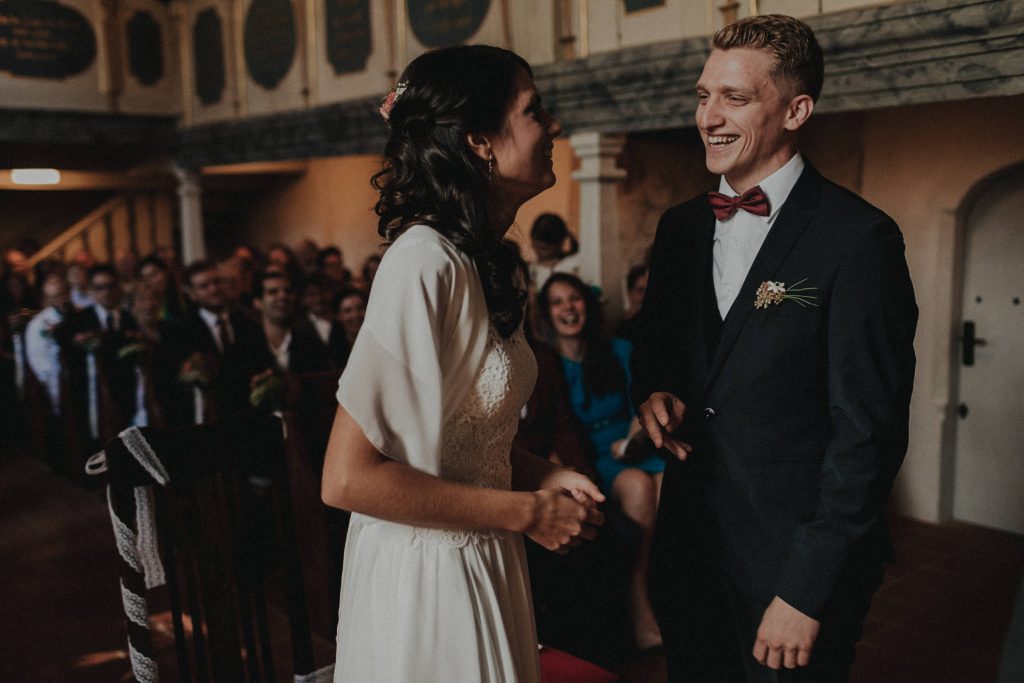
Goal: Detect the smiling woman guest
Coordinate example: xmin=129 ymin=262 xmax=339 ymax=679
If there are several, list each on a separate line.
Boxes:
xmin=539 ymin=272 xmax=665 ymax=652
xmin=321 ymin=46 xmax=606 ymax=683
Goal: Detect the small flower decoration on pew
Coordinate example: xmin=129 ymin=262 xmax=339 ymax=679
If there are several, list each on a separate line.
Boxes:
xmin=754 ymin=279 xmax=818 ymax=309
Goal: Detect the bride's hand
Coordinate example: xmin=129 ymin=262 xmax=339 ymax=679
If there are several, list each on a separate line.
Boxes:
xmin=524 ymin=489 xmax=593 ymax=554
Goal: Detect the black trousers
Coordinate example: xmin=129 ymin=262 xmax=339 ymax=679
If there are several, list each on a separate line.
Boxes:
xmin=655 ymin=560 xmax=885 ymax=683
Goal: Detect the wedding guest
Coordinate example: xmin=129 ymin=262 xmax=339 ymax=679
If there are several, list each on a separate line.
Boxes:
xmin=540 ymin=272 xmax=664 ymax=651
xmin=332 ymin=286 xmax=367 ymax=349
xmin=66 ymin=262 xmax=94 ymax=310
xmin=317 ymin=246 xmax=351 ymax=293
xmin=360 ymin=253 xmax=382 ymax=290
xmin=56 ymin=264 xmax=140 ymax=443
xmin=297 ymin=273 xmax=349 ymax=368
xmin=614 ymin=264 xmax=649 ymax=343
xmin=25 ymin=273 xmax=72 ymax=415
xmin=529 ymin=213 xmax=581 ymax=290
xmin=136 ymin=255 xmax=184 ymax=321
xmin=155 ymin=259 xmax=272 ymax=426
xmin=253 ymin=270 xmax=331 ymax=374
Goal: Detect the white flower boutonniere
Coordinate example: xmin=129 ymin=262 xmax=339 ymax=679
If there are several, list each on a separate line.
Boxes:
xmin=755 ymin=278 xmax=818 ymax=309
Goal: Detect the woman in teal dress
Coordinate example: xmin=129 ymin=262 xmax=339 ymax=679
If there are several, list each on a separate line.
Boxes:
xmin=538 ymin=272 xmax=664 ymax=651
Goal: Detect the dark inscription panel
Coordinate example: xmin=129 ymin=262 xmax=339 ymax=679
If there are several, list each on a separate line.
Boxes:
xmin=126 ymin=10 xmax=163 ymax=86
xmin=0 ymin=0 xmax=96 ymax=79
xmin=407 ymin=0 xmax=490 ymax=49
xmin=325 ymin=0 xmax=370 ymax=75
xmin=244 ymin=0 xmax=296 ymax=90
xmin=624 ymin=0 xmax=665 ymax=11
xmin=193 ymin=8 xmax=225 ymax=106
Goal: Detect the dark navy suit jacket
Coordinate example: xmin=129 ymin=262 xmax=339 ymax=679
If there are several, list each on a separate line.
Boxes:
xmin=631 ymin=164 xmax=918 ymax=622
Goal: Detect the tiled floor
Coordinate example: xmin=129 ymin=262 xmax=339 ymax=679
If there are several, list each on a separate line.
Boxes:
xmin=2 ymin=449 xmax=1022 ymax=682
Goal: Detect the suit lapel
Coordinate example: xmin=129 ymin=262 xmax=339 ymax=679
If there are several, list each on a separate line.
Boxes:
xmin=704 ymin=166 xmax=823 ymax=388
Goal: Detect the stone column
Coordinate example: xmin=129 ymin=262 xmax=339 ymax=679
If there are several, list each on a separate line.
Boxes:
xmin=570 ymin=131 xmax=627 ymax=326
xmin=174 ymin=166 xmax=206 ymax=264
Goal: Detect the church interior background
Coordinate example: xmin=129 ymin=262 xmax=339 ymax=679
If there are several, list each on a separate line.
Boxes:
xmin=2 ymin=0 xmax=1023 ymax=680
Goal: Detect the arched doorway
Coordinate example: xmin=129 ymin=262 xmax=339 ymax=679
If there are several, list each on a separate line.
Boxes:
xmin=953 ymin=162 xmax=1024 ymax=534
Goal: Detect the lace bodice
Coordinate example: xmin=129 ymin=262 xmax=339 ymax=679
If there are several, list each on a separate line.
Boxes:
xmin=361 ymin=326 xmax=537 ymax=548
xmin=439 ymin=326 xmax=537 ymax=489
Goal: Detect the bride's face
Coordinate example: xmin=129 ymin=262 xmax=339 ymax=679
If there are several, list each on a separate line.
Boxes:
xmin=546 ymin=281 xmax=586 ymax=339
xmin=488 ymin=70 xmax=562 ymax=208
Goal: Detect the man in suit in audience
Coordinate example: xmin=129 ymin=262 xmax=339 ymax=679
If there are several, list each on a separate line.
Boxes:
xmin=294 ymin=273 xmax=349 ymax=370
xmin=56 ymin=264 xmax=140 ymax=438
xmin=631 ymin=15 xmax=918 ymax=681
xmin=155 ymin=259 xmax=272 ymax=426
xmin=254 ymin=270 xmax=331 ymax=375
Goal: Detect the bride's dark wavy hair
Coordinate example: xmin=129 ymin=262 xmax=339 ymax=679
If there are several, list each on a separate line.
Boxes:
xmin=372 ymin=45 xmax=530 ymax=338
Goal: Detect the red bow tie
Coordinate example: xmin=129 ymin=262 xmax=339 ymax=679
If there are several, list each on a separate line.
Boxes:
xmin=708 ymin=186 xmax=771 ymax=221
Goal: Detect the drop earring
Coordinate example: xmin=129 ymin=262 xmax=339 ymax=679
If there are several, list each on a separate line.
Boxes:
xmin=487 ymin=153 xmax=494 ymax=182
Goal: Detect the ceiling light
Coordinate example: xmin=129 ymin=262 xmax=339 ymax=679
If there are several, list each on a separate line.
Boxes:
xmin=11 ymin=168 xmax=61 ymax=185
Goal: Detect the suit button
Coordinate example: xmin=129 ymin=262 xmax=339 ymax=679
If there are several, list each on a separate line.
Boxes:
xmin=704 ymin=407 xmax=716 ymax=420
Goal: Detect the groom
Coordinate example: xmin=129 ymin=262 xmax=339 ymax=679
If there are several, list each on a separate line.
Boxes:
xmin=631 ymin=14 xmax=917 ymax=681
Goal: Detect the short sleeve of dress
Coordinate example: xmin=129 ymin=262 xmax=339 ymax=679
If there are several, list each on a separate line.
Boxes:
xmin=336 ymin=226 xmax=489 ymax=476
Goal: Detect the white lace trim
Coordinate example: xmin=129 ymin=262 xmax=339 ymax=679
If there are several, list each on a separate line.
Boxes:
xmin=120 ymin=427 xmax=169 ymax=485
xmin=361 ymin=517 xmax=503 ymax=549
xmin=120 ymin=579 xmax=148 ymax=627
xmin=128 ymin=640 xmax=158 ymax=683
xmin=134 ymin=486 xmax=165 ymax=588
xmin=294 ymin=664 xmax=335 ymax=682
xmin=108 ymin=489 xmax=142 ymax=575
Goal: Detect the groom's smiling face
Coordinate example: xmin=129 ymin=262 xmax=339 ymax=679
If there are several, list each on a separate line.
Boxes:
xmin=695 ymin=47 xmax=806 ymax=193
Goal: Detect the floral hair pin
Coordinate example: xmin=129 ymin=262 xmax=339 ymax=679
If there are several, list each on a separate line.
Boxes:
xmin=754 ymin=278 xmax=818 ymax=309
xmin=379 ymin=81 xmax=407 ymax=123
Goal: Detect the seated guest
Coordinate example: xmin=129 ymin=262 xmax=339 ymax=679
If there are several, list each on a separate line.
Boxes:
xmin=155 ymin=259 xmax=272 ymax=425
xmin=66 ymin=262 xmax=94 ymax=310
xmin=317 ymin=246 xmax=351 ymax=294
xmin=539 ymin=272 xmax=664 ymax=652
xmin=529 ymin=213 xmax=581 ymax=290
xmin=26 ymin=273 xmax=72 ymax=415
xmin=614 ymin=264 xmax=649 ymax=344
xmin=136 ymin=254 xmax=184 ymax=321
xmin=332 ymin=286 xmax=366 ymax=349
xmin=360 ymin=253 xmax=382 ymax=291
xmin=296 ymin=273 xmax=349 ymax=369
xmin=253 ymin=270 xmax=331 ymax=375
xmin=55 ymin=264 xmax=141 ymax=443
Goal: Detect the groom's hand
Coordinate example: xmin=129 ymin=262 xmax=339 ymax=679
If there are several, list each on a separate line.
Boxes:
xmin=753 ymin=596 xmax=821 ymax=670
xmin=637 ymin=392 xmax=692 ymax=460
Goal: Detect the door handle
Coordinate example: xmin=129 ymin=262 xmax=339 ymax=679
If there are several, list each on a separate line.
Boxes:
xmin=962 ymin=321 xmax=988 ymax=366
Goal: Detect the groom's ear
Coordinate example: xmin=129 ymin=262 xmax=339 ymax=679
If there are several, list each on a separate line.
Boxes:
xmin=465 ymin=131 xmax=492 ymax=162
xmin=784 ymin=94 xmax=814 ymax=131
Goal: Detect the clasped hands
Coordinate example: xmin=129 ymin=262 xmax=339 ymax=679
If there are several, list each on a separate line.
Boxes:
xmin=526 ymin=470 xmax=605 ymax=555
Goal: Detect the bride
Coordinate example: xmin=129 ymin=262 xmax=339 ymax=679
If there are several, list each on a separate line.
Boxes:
xmin=321 ymin=45 xmax=605 ymax=682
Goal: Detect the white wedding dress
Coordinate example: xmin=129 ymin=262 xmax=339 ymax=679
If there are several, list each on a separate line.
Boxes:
xmin=333 ymin=324 xmax=541 ymax=682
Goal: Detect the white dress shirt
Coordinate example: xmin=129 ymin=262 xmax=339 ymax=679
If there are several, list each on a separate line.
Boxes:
xmin=25 ymin=306 xmax=65 ymax=414
xmin=309 ymin=312 xmax=332 ymax=345
xmin=198 ymin=308 xmax=234 ymax=352
xmin=268 ymin=330 xmax=292 ymax=371
xmin=94 ymin=303 xmax=121 ymax=332
xmin=713 ymin=153 xmax=805 ymax=319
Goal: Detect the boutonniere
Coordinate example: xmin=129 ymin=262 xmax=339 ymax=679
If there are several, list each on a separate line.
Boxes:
xmin=117 ymin=342 xmax=148 ymax=364
xmin=754 ymin=279 xmax=818 ymax=309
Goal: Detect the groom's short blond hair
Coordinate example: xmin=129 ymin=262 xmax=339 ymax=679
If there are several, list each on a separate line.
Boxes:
xmin=713 ymin=14 xmax=824 ymax=102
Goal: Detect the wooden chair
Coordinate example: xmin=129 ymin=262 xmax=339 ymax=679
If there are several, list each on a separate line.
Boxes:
xmin=102 ymin=412 xmax=322 ymax=681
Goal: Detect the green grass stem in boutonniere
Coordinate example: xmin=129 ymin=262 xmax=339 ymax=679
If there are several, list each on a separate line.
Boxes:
xmin=117 ymin=342 xmax=148 ymax=364
xmin=250 ymin=371 xmax=283 ymax=411
xmin=754 ymin=279 xmax=818 ymax=309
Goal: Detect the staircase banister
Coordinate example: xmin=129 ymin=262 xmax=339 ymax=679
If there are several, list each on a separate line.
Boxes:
xmin=27 ymin=195 xmax=128 ymax=268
